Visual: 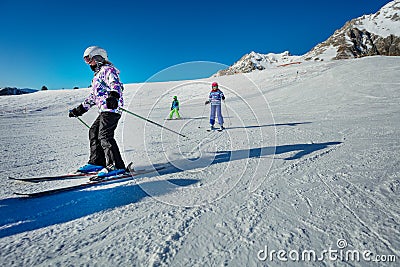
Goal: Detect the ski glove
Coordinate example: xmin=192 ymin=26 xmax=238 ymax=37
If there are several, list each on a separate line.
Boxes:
xmin=69 ymin=104 xmax=87 ymax=117
xmin=205 ymin=100 xmax=210 ymax=105
xmin=106 ymin=91 xmax=120 ymax=110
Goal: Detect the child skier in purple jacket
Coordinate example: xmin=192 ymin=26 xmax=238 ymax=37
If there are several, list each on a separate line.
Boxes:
xmin=69 ymin=46 xmax=126 ymax=179
xmin=205 ymin=82 xmax=225 ymax=130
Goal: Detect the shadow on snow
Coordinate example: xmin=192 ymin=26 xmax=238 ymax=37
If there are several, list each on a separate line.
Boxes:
xmin=0 ymin=179 xmax=198 ymax=238
xmin=156 ymin=141 xmax=342 ymax=177
xmin=226 ymin=121 xmax=312 ymax=130
xmin=0 ymin=140 xmax=341 ymax=238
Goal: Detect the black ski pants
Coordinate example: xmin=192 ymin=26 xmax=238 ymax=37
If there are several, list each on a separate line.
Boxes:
xmin=88 ymin=112 xmax=125 ymax=169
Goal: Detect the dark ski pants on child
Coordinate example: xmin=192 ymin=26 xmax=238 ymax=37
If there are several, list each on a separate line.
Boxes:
xmin=210 ymin=104 xmax=224 ymax=126
xmin=88 ymin=112 xmax=125 ymax=169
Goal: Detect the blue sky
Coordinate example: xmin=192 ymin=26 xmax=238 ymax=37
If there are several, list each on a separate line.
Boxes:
xmin=0 ymin=0 xmax=391 ymax=89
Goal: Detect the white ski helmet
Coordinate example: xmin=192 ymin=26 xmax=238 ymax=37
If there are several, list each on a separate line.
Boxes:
xmin=83 ymin=46 xmax=108 ymax=61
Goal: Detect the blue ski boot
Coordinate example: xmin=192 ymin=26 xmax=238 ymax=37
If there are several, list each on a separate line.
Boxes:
xmin=77 ymin=164 xmax=104 ymax=173
xmin=96 ymin=165 xmax=126 ymax=179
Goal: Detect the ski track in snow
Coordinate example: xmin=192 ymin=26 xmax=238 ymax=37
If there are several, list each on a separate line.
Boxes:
xmin=0 ymin=57 xmax=399 ymax=266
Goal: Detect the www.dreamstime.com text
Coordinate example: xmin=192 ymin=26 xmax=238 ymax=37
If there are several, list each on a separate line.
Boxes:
xmin=257 ymin=239 xmax=397 ymax=263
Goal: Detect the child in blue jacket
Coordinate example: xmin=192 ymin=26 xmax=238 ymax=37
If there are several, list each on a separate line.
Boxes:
xmin=169 ymin=96 xmax=181 ymax=119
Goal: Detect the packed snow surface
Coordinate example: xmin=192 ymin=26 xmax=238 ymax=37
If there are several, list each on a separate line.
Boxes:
xmin=0 ymin=56 xmax=399 ymax=266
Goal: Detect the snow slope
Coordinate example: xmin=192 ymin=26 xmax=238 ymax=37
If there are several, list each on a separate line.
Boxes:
xmin=0 ymin=56 xmax=399 ymax=266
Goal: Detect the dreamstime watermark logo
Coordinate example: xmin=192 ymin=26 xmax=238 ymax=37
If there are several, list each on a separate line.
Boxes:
xmin=121 ymin=61 xmax=277 ymax=207
xmin=257 ymin=239 xmax=397 ymax=263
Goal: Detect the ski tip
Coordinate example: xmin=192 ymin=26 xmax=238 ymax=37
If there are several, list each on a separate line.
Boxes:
xmin=126 ymin=162 xmax=135 ymax=172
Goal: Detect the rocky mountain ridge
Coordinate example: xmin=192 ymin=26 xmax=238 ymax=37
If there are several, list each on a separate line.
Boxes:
xmin=0 ymin=87 xmax=37 ymax=96
xmin=304 ymin=0 xmax=400 ymax=61
xmin=215 ymin=0 xmax=400 ymax=76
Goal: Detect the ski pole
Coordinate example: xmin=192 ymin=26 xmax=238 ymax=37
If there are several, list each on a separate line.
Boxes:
xmin=76 ymin=116 xmax=90 ymax=129
xmin=120 ymin=107 xmax=187 ymax=138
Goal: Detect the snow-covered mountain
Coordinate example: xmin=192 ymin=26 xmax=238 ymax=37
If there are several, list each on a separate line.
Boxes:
xmin=215 ymin=0 xmax=400 ymax=76
xmin=304 ymin=0 xmax=400 ymax=61
xmin=213 ymin=51 xmax=302 ymax=76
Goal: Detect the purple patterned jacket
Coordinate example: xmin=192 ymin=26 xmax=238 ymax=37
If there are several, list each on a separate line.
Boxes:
xmin=82 ymin=64 xmax=124 ymax=114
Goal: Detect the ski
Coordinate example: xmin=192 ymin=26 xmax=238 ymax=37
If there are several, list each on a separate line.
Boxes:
xmin=14 ymin=166 xmax=166 ymax=197
xmin=8 ymin=172 xmax=97 ymax=183
xmin=8 ymin=162 xmax=135 ymax=183
xmin=207 ymin=128 xmax=224 ymax=132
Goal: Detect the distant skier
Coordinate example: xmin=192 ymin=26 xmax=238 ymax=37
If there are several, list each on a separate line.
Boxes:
xmin=69 ymin=46 xmax=126 ymax=178
xmin=168 ymin=96 xmax=181 ymax=119
xmin=205 ymin=82 xmax=225 ymax=130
